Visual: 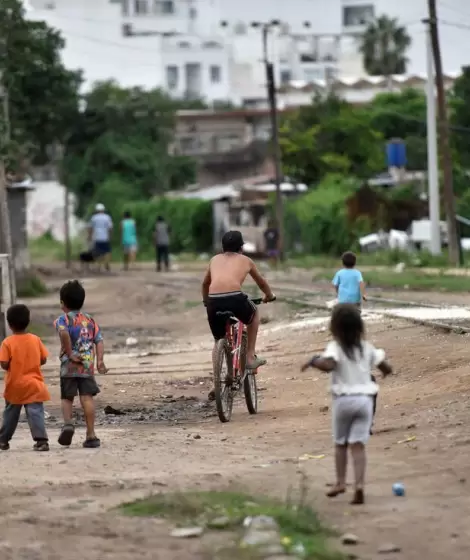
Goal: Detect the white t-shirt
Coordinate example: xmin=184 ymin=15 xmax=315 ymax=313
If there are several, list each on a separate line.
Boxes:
xmin=322 ymin=340 xmax=385 ymax=396
xmin=90 ymin=213 xmax=113 ymax=242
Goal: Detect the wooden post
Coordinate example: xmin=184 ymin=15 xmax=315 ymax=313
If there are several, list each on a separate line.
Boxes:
xmin=427 ymin=0 xmax=460 ymax=265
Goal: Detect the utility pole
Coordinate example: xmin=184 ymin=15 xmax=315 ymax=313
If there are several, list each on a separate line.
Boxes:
xmin=427 ymin=0 xmax=460 ymax=265
xmin=424 ymin=19 xmax=441 ymax=254
xmin=259 ymin=22 xmax=284 ymax=261
xmin=0 ymin=70 xmax=16 ymax=308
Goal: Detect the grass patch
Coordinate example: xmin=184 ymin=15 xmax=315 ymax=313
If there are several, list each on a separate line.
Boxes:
xmin=287 ymin=249 xmax=452 ymax=270
xmin=29 ymin=233 xmax=83 ymax=262
xmin=121 ymin=491 xmax=343 ymax=559
xmin=17 ymin=274 xmax=48 ymax=298
xmin=314 ymin=268 xmax=470 ymax=292
xmin=28 ymin=321 xmax=53 ymax=338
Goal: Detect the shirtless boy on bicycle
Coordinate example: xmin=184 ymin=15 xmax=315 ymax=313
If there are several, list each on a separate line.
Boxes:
xmin=202 ymin=230 xmax=276 ymax=371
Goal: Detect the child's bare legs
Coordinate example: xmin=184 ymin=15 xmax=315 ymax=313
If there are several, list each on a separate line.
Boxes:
xmin=58 ymin=398 xmax=76 ymax=446
xmin=327 ymin=444 xmax=348 ymax=497
xmin=349 ymin=442 xmax=366 ymax=504
xmin=61 ymin=399 xmax=73 ymax=423
xmin=80 ymin=395 xmax=96 ymax=440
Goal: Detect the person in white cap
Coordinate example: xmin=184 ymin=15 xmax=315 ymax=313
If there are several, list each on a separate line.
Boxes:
xmin=88 ymin=203 xmax=113 ymax=271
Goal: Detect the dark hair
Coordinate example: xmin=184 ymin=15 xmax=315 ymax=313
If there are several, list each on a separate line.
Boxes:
xmin=60 ymin=280 xmax=86 ymax=311
xmin=6 ymin=304 xmax=30 ymax=332
xmin=222 ymin=230 xmax=244 ymax=253
xmin=330 ymin=303 xmax=364 ymax=360
xmin=342 ymin=251 xmax=357 ymax=268
xmin=123 ymin=210 xmax=131 ymax=218
xmin=157 ymin=216 xmax=164 ymax=222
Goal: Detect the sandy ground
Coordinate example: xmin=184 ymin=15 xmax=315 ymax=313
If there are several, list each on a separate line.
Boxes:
xmin=2 ymin=266 xmax=470 ymax=559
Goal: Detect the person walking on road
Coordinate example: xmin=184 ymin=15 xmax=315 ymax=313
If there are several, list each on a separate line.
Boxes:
xmin=154 ymin=216 xmax=170 ymax=272
xmin=120 ymin=211 xmax=138 ymax=270
xmin=263 ymin=221 xmax=280 ymax=268
xmin=89 ymin=203 xmax=113 ymax=272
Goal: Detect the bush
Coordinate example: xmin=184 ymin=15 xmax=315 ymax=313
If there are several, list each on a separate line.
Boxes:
xmin=122 ymin=197 xmax=213 ymax=254
xmin=284 ymin=174 xmax=371 ymax=255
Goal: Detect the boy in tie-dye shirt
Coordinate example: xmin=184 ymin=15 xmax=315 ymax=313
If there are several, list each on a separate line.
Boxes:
xmin=54 ymin=280 xmax=107 ymax=448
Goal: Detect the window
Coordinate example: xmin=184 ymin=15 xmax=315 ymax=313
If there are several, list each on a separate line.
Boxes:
xmin=166 ymin=65 xmax=179 ymax=90
xmin=154 ymin=0 xmax=174 ymax=14
xmin=210 ymin=65 xmax=222 ymax=84
xmin=134 ymin=0 xmax=148 ymax=15
xmin=179 ymin=137 xmax=198 ymax=153
xmin=280 ymin=70 xmax=291 ymax=85
xmin=343 ymin=5 xmax=374 ymax=27
xmin=178 ymin=41 xmax=191 ymax=48
xmin=189 ymin=6 xmax=197 ymax=19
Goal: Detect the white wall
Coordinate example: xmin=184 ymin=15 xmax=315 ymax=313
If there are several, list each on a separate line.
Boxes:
xmin=161 ymin=34 xmax=231 ymax=101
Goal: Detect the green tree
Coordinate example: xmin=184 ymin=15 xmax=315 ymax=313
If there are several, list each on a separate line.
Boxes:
xmin=368 ymin=89 xmax=427 ymax=169
xmin=61 ymin=81 xmax=197 ymax=215
xmin=280 ymin=95 xmax=384 ymax=185
xmin=359 ymin=15 xmax=412 ymax=76
xmin=450 ymin=66 xmax=470 ymax=169
xmin=0 ymin=0 xmax=82 ymax=166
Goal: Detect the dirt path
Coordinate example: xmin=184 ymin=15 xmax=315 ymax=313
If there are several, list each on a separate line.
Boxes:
xmin=4 ymin=268 xmax=470 ymax=559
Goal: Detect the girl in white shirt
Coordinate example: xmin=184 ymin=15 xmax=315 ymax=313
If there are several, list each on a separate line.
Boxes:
xmin=301 ymin=304 xmax=392 ymax=505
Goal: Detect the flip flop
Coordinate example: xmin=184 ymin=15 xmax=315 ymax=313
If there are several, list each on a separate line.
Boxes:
xmin=58 ymin=424 xmax=75 ymax=446
xmin=326 ymin=487 xmax=346 ymax=498
xmin=350 ymin=489 xmax=365 ymax=505
xmin=246 ymin=356 xmax=267 ymax=370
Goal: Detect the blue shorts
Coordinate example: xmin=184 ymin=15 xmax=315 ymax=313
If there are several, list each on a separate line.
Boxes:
xmin=94 ymin=241 xmax=111 ymax=255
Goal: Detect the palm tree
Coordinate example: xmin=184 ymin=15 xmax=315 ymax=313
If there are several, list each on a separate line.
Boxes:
xmin=359 ymin=16 xmax=412 ymax=77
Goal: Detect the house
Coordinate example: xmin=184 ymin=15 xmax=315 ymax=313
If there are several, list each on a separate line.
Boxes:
xmin=174 ymin=107 xmax=295 ymax=185
xmin=28 ymin=1 xmax=466 ymax=104
xmin=172 ymin=178 xmax=307 ymax=252
xmin=3 ymin=175 xmax=35 ymax=275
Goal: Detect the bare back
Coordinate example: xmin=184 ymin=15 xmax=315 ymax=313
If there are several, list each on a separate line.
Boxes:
xmin=208 ymin=253 xmax=252 ymax=294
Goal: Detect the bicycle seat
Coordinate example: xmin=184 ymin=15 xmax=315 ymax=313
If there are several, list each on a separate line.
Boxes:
xmin=216 ymin=310 xmax=237 ymax=324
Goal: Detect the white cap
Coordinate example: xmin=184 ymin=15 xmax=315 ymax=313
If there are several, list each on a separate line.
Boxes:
xmin=95 ymin=203 xmax=105 ymax=212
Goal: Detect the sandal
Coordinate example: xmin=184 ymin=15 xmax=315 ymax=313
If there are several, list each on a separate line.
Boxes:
xmin=58 ymin=424 xmax=75 ymax=447
xmin=326 ymin=487 xmax=346 ymax=498
xmin=83 ymin=437 xmax=101 ymax=449
xmin=350 ymin=489 xmax=365 ymax=505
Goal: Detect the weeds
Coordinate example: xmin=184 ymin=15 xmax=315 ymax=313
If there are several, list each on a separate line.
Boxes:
xmin=121 ymin=490 xmax=344 ymax=559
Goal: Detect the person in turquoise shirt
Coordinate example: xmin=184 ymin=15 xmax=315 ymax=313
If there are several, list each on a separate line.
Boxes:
xmin=332 ymin=252 xmax=366 ymax=309
xmin=120 ymin=211 xmax=138 ymax=270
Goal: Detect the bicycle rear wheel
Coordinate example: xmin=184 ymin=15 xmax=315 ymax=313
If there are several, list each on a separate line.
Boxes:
xmin=240 ymin=332 xmax=258 ymax=414
xmin=213 ymin=338 xmax=234 ymax=423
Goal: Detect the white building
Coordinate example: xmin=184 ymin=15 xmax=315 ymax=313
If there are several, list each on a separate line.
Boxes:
xmin=27 ymin=0 xmax=470 ymax=103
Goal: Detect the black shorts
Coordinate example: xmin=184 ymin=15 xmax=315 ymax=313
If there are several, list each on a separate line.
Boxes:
xmin=94 ymin=241 xmax=111 ymax=255
xmin=60 ymin=377 xmax=100 ymax=400
xmin=206 ymin=291 xmax=257 ymax=340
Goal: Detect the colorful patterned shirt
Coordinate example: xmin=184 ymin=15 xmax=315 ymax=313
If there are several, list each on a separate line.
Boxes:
xmin=54 ymin=311 xmax=103 ymax=378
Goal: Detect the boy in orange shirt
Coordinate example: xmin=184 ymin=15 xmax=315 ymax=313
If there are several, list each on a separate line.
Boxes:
xmin=0 ymin=304 xmax=50 ymax=451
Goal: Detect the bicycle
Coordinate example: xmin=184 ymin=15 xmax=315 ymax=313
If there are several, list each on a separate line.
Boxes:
xmin=212 ymin=297 xmax=275 ymax=423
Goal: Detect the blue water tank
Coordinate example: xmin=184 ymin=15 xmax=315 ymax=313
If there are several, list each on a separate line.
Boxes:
xmin=386 ymin=139 xmax=407 ymax=168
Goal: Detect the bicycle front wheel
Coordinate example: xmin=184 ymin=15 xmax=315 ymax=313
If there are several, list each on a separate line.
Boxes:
xmin=244 ymin=372 xmax=258 ymax=414
xmin=213 ymin=338 xmax=234 ymax=423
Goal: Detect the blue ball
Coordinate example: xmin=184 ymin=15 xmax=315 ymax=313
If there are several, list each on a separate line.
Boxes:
xmin=392 ymin=482 xmax=405 ymax=496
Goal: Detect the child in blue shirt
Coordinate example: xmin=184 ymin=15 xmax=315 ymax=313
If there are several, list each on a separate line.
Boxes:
xmin=332 ymin=252 xmax=366 ymax=308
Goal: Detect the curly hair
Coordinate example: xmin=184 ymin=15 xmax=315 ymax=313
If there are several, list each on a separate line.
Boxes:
xmin=330 ymin=303 xmax=364 ymax=360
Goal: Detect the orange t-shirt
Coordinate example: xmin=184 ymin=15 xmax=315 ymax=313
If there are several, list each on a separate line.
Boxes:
xmin=0 ymin=333 xmax=51 ymax=405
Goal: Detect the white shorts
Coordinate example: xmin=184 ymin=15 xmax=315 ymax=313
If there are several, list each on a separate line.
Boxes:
xmin=332 ymin=395 xmax=373 ymax=445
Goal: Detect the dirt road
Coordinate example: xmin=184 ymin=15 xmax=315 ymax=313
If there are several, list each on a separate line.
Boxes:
xmin=2 ymin=268 xmax=470 ymax=559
